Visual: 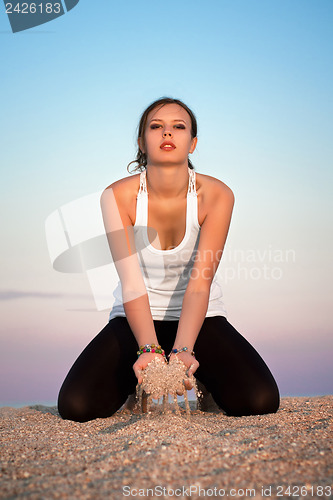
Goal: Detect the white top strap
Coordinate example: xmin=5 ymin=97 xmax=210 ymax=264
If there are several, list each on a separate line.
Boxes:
xmin=188 ymin=167 xmax=196 ymax=194
xmin=138 ymin=170 xmax=147 ymax=195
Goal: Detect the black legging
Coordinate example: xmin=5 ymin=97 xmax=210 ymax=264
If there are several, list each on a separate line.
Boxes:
xmin=58 ymin=316 xmax=280 ymax=422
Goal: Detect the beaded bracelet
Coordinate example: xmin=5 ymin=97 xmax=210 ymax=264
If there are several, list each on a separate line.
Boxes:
xmin=168 ymin=347 xmax=195 ymax=358
xmin=137 ymin=343 xmax=167 ymax=361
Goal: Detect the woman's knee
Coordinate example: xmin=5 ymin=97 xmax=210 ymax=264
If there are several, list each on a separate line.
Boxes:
xmin=248 ymin=384 xmax=280 ymax=415
xmin=57 ymin=380 xmax=125 ymax=422
xmin=57 ymin=387 xmax=92 ymax=422
xmin=224 ymin=384 xmax=280 ymax=417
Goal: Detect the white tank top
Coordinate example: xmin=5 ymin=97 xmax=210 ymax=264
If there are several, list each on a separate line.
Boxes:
xmin=109 ymin=167 xmax=227 ymax=321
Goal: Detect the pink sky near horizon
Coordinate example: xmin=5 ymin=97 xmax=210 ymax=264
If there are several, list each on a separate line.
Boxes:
xmin=1 ymin=263 xmax=332 ymax=406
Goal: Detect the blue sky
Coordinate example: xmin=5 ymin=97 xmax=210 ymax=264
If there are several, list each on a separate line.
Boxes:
xmin=1 ymin=0 xmax=332 ymax=405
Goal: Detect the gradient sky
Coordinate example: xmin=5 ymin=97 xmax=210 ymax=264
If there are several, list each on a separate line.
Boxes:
xmin=1 ymin=0 xmax=332 ymax=406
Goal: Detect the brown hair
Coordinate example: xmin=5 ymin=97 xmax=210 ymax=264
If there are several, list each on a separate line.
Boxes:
xmin=127 ymin=97 xmax=198 ymax=173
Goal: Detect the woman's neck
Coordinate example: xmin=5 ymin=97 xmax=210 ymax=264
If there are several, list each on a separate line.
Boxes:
xmin=145 ymin=164 xmax=189 ymax=200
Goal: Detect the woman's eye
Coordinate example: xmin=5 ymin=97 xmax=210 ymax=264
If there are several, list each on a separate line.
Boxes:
xmin=150 ymin=124 xmax=161 ymax=129
xmin=174 ymin=124 xmax=186 ymax=129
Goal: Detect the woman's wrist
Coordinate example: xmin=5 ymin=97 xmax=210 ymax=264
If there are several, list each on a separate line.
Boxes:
xmin=137 ymin=343 xmax=167 ymax=361
xmin=168 ymin=346 xmax=195 ymax=358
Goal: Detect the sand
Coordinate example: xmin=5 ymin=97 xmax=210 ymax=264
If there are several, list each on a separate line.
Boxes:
xmin=0 ymin=396 xmax=332 ymax=499
xmin=139 ymin=357 xmax=197 ymax=416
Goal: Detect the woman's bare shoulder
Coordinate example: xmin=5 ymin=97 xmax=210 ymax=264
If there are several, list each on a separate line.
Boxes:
xmin=101 ymin=173 xmax=140 ymax=225
xmin=196 ymin=172 xmax=234 ymax=202
xmin=102 ymin=173 xmax=141 ymax=203
xmin=195 ymin=172 xmax=234 ymax=226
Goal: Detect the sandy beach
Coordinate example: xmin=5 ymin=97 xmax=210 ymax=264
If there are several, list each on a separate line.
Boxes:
xmin=0 ymin=396 xmax=332 ymax=499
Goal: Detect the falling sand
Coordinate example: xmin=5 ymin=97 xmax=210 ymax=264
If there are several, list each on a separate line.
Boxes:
xmin=137 ymin=357 xmax=198 ymax=417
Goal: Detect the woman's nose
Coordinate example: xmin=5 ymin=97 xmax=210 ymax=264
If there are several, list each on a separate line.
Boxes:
xmin=163 ymin=129 xmax=172 ymax=137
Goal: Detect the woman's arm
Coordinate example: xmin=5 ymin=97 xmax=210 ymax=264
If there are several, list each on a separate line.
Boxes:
xmin=100 ymin=183 xmax=163 ymax=382
xmin=171 ymin=181 xmax=235 ymax=379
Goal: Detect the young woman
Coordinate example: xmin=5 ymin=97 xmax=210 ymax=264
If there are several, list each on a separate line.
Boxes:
xmin=57 ymin=97 xmax=280 ymax=422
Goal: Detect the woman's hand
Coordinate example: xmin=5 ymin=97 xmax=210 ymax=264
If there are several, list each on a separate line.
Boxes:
xmin=169 ymin=352 xmax=199 ymax=391
xmin=133 ymin=352 xmax=166 ymax=384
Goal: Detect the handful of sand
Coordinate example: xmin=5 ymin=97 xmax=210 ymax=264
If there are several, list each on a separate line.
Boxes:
xmin=138 ymin=357 xmax=197 ymax=415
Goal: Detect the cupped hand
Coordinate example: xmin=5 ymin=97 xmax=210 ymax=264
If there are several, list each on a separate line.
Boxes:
xmin=133 ymin=352 xmax=166 ymax=385
xmin=169 ymin=352 xmax=199 ymax=391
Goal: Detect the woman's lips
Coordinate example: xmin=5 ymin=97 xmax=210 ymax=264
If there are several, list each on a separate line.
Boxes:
xmin=160 ymin=141 xmax=176 ymax=150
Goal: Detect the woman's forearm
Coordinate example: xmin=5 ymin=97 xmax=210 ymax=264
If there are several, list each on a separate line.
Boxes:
xmin=172 ymin=289 xmax=210 ymax=351
xmin=123 ymin=293 xmax=159 ymax=347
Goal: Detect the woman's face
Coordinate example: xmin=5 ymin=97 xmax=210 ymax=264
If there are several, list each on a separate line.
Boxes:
xmin=139 ymin=103 xmax=197 ymax=167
